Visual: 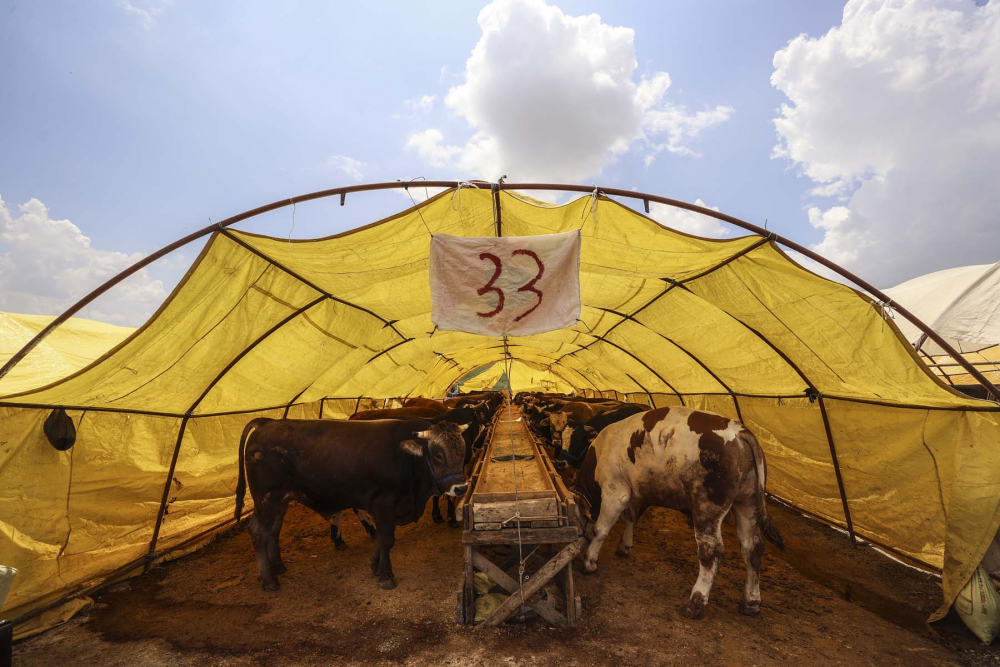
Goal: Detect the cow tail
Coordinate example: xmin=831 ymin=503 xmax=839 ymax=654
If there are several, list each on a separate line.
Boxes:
xmin=741 ymin=429 xmax=785 ymax=551
xmin=235 ymin=418 xmax=271 ymax=522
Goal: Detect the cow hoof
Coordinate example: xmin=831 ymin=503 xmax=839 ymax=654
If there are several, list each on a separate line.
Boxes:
xmin=683 ymin=593 xmax=707 ymax=619
xmin=582 ymin=561 xmax=598 ymax=575
xmin=615 ymin=545 xmax=631 ymax=558
xmin=378 ymin=578 xmax=397 ymax=590
xmin=272 ymin=561 xmax=287 ymax=575
xmin=335 ymin=541 xmax=349 ymax=552
xmin=432 ymin=514 xmax=445 ymax=524
xmin=739 ymin=599 xmax=761 ymax=617
xmin=262 ymin=579 xmax=280 ymax=592
xmin=448 ymin=519 xmax=460 ymax=529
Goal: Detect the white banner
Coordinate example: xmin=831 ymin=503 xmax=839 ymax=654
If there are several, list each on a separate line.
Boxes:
xmin=430 ymin=231 xmax=581 ymax=336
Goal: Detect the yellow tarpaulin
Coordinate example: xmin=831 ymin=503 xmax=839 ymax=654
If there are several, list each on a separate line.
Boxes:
xmin=457 ymin=360 xmax=575 ymax=394
xmin=1 ymin=188 xmax=998 ymax=624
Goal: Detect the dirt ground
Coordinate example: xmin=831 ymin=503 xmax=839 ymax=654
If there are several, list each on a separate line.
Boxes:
xmin=13 ymin=499 xmax=1000 ymax=666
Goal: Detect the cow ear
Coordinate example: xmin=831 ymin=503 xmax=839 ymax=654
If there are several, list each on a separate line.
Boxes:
xmin=400 ymin=439 xmax=423 ymax=457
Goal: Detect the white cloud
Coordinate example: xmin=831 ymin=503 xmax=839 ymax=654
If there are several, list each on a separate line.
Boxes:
xmin=394 ymin=95 xmax=436 ymax=119
xmin=647 ymin=199 xmax=730 ymax=238
xmin=772 ymin=0 xmax=1000 ymax=287
xmin=0 ymin=196 xmax=167 ymax=326
xmin=407 ymin=0 xmax=733 ymax=181
xmin=406 ymin=129 xmax=461 ymax=168
xmin=118 ymin=0 xmax=167 ymax=29
xmin=327 ymin=154 xmax=365 ymax=182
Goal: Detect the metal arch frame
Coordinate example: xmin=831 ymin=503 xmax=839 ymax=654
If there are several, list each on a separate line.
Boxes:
xmin=1 ymin=179 xmax=997 ymax=404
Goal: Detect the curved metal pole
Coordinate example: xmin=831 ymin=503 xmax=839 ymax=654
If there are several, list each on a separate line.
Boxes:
xmin=2 ymin=179 xmax=995 ymax=402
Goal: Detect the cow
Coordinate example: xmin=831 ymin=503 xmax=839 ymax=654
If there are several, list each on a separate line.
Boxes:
xmin=235 ymin=417 xmax=470 ymax=591
xmin=557 ymin=403 xmax=649 ymax=467
xmin=329 ymin=509 xmax=377 ymax=549
xmin=544 ymin=401 xmax=619 ymax=448
xmin=349 ymin=406 xmax=444 ymax=420
xmin=572 ymin=406 xmax=784 ymax=618
xmin=402 ymin=397 xmax=449 ymax=413
xmin=349 ymin=403 xmax=492 ymax=528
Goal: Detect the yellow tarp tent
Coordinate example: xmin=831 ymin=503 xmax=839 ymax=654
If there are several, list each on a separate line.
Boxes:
xmin=457 ymin=360 xmax=575 ymax=394
xmin=0 ymin=312 xmax=134 ymax=395
xmin=2 ymin=187 xmax=999 ymax=625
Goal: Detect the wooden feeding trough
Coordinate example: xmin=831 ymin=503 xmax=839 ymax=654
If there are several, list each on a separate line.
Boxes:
xmin=457 ymin=402 xmax=584 ymax=626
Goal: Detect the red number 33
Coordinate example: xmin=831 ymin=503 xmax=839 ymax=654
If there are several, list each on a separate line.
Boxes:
xmin=476 ymin=250 xmax=545 ymax=321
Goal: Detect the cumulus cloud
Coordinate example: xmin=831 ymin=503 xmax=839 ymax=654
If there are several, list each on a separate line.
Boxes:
xmin=0 ymin=196 xmax=167 ymax=325
xmin=327 ymin=155 xmax=366 ymax=182
xmin=772 ymin=0 xmax=1000 ymax=286
xmin=407 ymin=0 xmax=733 ymax=181
xmin=648 ymin=199 xmax=730 ymax=238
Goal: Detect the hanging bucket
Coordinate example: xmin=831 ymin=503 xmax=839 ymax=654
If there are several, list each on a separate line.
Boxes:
xmin=0 ymin=565 xmax=16 ymax=613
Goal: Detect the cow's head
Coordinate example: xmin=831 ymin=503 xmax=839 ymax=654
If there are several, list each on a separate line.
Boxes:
xmin=401 ymin=422 xmax=470 ymax=497
xmin=548 ymin=411 xmax=571 ymax=443
xmin=558 ymin=423 xmax=598 ymax=467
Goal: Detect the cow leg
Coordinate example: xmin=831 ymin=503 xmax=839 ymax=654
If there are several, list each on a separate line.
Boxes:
xmin=733 ymin=500 xmax=764 ymax=616
xmin=355 ymin=509 xmax=378 ymax=539
xmin=330 ymin=511 xmax=348 ymax=551
xmin=447 ymin=497 xmax=459 ymax=528
xmin=582 ymin=490 xmax=628 ymax=573
xmin=616 ymin=508 xmax=638 ymax=558
xmin=267 ymin=502 xmax=289 ymax=575
xmin=431 ymin=495 xmax=445 ymax=523
xmin=374 ymin=519 xmax=398 ymax=590
xmin=684 ymin=513 xmax=726 ymax=619
xmin=248 ymin=511 xmax=280 ymax=592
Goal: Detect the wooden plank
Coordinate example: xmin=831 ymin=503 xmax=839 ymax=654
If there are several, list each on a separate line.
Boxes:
xmin=463 ymin=543 xmax=475 ymax=624
xmin=473 ymin=497 xmax=558 ymax=528
xmin=562 ymin=557 xmax=577 ymax=624
xmin=471 ymin=551 xmax=566 ymax=626
xmin=472 ymin=490 xmax=555 ymax=503
xmin=463 ymin=526 xmax=580 ymax=545
xmin=481 ymin=538 xmax=585 ymax=627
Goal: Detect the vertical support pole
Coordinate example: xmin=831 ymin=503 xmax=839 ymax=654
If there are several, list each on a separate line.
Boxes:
xmin=355 ymin=396 xmax=362 ymax=415
xmin=562 ymin=554 xmax=576 ymax=624
xmin=492 ymin=184 xmax=503 ymax=238
xmin=817 ymin=396 xmax=856 ymax=544
xmin=146 ymin=415 xmax=191 ymax=568
xmin=731 ymin=394 xmax=745 ymax=424
xmin=462 ymin=503 xmax=475 ymax=624
xmin=318 ymin=398 xmax=325 ymax=419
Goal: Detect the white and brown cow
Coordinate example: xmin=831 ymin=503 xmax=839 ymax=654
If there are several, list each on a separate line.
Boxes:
xmin=573 ymin=406 xmax=784 ymax=618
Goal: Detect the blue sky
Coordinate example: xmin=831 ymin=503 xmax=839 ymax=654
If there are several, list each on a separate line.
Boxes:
xmin=2 ymin=0 xmax=998 ymax=324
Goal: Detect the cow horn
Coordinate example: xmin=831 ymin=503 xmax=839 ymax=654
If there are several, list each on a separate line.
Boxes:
xmin=458 ymin=423 xmax=469 ymax=433
xmin=414 ymin=430 xmax=431 ymax=439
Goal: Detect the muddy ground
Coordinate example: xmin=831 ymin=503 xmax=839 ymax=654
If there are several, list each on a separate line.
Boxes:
xmin=13 ymin=498 xmax=1000 ymax=666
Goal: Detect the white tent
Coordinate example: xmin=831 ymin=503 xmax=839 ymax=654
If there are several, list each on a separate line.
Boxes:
xmin=884 ymin=262 xmax=1000 ymax=385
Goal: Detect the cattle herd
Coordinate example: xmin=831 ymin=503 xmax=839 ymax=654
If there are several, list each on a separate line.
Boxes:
xmin=236 ymin=390 xmax=783 ymax=619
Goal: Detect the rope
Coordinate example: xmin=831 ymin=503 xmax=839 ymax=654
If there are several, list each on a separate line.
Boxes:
xmin=502 ymin=335 xmax=528 ymax=620
xmin=869 ymin=298 xmax=897 ymax=333
xmin=287 ymin=200 xmax=296 ymax=247
xmin=581 ymin=186 xmax=600 ymax=225
xmin=400 ymin=177 xmax=434 ymax=236
xmin=451 ymin=181 xmax=480 ymax=210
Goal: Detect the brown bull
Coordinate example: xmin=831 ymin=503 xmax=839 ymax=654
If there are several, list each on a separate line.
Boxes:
xmin=574 ymin=406 xmax=784 ymax=618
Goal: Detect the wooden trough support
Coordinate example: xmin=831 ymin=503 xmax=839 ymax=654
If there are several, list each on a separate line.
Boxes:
xmin=457 ymin=403 xmax=584 ymax=626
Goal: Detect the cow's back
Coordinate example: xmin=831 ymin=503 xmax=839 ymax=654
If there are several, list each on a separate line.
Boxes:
xmin=245 ymin=418 xmax=424 ymax=517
